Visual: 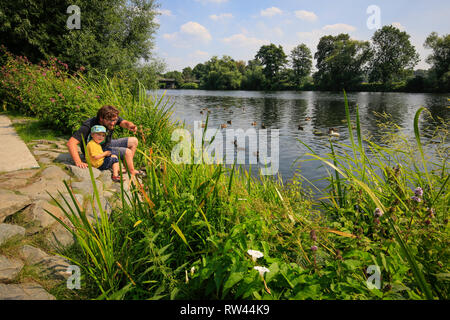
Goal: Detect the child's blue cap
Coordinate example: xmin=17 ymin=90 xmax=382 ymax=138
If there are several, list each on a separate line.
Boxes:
xmin=91 ymin=125 xmax=107 ymax=134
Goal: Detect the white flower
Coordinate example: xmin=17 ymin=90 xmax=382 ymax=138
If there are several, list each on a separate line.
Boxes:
xmin=190 ymin=266 xmax=195 ymax=276
xmin=247 ymin=249 xmax=264 ymax=262
xmin=254 ymin=266 xmax=270 ymax=277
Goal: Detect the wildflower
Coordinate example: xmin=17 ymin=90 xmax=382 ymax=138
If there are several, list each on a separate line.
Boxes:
xmin=374 ymin=208 xmax=383 ymax=218
xmin=56 ymin=72 xmax=61 ymax=77
xmin=428 ymin=208 xmax=435 ymax=218
xmin=414 ymin=187 xmax=423 ymax=198
xmin=190 ymin=266 xmax=195 ymax=276
xmin=247 ymin=249 xmax=264 ymax=262
xmin=80 ymin=66 xmax=85 ymax=72
xmin=50 ymin=97 xmax=56 ymax=103
xmin=42 ymin=72 xmax=47 ymax=77
xmin=411 ymin=196 xmax=422 ymax=203
xmin=254 ymin=266 xmax=270 ymax=277
xmin=311 ymin=245 xmax=318 ymax=252
xmin=185 ymin=270 xmax=189 ymax=284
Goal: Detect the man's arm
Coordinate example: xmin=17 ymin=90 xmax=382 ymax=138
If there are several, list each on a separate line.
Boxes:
xmin=119 ymin=120 xmax=137 ymax=133
xmin=67 ymin=137 xmax=88 ymax=169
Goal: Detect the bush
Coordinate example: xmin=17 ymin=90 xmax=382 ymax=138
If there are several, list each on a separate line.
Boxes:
xmin=180 ymin=82 xmax=199 ymax=89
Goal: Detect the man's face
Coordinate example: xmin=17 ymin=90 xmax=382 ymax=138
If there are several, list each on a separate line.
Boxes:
xmin=100 ymin=116 xmax=118 ymax=131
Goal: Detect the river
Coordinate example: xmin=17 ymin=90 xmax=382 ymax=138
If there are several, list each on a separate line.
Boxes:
xmin=152 ymin=89 xmax=449 ymax=192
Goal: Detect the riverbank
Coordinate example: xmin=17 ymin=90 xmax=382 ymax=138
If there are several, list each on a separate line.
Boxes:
xmin=0 ymin=115 xmax=133 ymax=299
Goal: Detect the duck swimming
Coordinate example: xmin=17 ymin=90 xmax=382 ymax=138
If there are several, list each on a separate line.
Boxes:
xmin=328 ymin=128 xmax=340 ymax=137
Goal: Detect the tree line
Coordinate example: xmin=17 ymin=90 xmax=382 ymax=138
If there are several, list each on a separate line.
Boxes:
xmin=162 ymin=26 xmax=449 ymax=93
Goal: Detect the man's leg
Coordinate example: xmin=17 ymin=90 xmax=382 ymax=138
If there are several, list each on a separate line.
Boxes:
xmin=109 ymin=137 xmax=139 ymax=175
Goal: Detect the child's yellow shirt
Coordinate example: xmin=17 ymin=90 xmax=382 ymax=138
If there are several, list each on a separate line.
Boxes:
xmin=86 ymin=140 xmax=104 ymax=168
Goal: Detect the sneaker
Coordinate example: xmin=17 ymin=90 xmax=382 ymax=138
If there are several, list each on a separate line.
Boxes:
xmin=111 ymin=175 xmax=121 ymax=182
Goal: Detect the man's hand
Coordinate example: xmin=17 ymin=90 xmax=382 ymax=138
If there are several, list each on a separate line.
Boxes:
xmin=104 ymin=151 xmax=112 ymax=157
xmin=128 ymin=122 xmax=137 ymax=134
xmin=76 ymin=162 xmax=88 ymax=169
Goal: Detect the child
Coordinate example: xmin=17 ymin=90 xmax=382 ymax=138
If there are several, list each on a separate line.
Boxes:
xmin=86 ymin=125 xmax=121 ymax=182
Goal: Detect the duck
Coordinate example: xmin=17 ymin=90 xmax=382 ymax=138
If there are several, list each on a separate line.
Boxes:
xmin=200 ymin=110 xmax=204 ymax=115
xmin=298 ymin=125 xmax=304 ymax=131
xmin=227 ymin=120 xmax=232 ymax=125
xmin=261 ymin=123 xmax=266 ymax=129
xmin=251 ymin=121 xmax=257 ymax=126
xmin=233 ymin=138 xmax=238 ymax=147
xmin=328 ymin=128 xmax=340 ymax=137
xmin=305 ymin=117 xmax=312 ymax=121
xmin=221 ymin=124 xmax=228 ymax=129
xmin=201 ymin=123 xmax=206 ymax=128
xmin=313 ymin=129 xmax=324 ymax=136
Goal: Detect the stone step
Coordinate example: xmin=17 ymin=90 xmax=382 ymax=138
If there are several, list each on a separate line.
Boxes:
xmin=0 ymin=282 xmax=55 ymax=300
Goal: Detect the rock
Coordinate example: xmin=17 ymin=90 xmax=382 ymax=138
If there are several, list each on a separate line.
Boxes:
xmin=39 ymin=256 xmax=71 ymax=280
xmin=17 ymin=177 xmax=67 ymax=201
xmin=18 ymin=200 xmax=64 ymax=229
xmin=31 ymin=140 xmax=55 ymax=145
xmin=19 ymin=245 xmax=49 ymax=265
xmin=71 ymin=179 xmax=103 ymax=196
xmin=33 ymin=151 xmax=60 ymax=159
xmin=0 ymin=282 xmax=55 ymax=300
xmin=37 ymin=157 xmax=53 ymax=165
xmin=67 ymin=165 xmax=101 ymax=181
xmin=0 ymin=255 xmax=24 ymax=282
xmin=54 ymin=153 xmax=76 ymax=165
xmin=0 ymin=178 xmax=29 ymax=190
xmin=40 ymin=165 xmax=70 ymax=180
xmin=0 ymin=224 xmax=26 ymax=246
xmin=0 ymin=169 xmax=38 ymax=180
xmin=56 ymin=192 xmax=84 ymax=217
xmin=0 ymin=189 xmax=31 ymax=223
xmin=86 ymin=195 xmax=111 ymax=223
xmin=46 ymin=224 xmax=75 ymax=250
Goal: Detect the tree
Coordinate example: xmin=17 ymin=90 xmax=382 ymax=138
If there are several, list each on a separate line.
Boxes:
xmin=314 ymin=34 xmax=372 ymax=90
xmin=0 ymin=0 xmax=160 ymax=76
xmin=241 ymin=59 xmax=266 ymax=90
xmin=255 ymin=44 xmax=288 ymax=84
xmin=290 ymin=44 xmax=312 ymax=87
xmin=182 ymin=67 xmax=194 ymax=81
xmin=369 ymin=25 xmax=419 ymax=84
xmin=424 ymin=32 xmax=450 ymax=92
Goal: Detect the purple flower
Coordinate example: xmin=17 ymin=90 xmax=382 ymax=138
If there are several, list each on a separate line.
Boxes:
xmin=310 ymin=230 xmax=317 ymax=242
xmin=374 ymin=208 xmax=383 ymax=218
xmin=414 ymin=187 xmax=423 ymax=198
xmin=311 ymin=245 xmax=318 ymax=252
xmin=411 ymin=196 xmax=422 ymax=203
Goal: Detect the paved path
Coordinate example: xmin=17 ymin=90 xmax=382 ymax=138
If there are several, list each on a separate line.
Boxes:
xmin=0 ymin=116 xmax=40 ymax=173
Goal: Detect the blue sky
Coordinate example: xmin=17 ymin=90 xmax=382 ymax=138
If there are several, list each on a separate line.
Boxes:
xmin=154 ymin=0 xmax=450 ymax=72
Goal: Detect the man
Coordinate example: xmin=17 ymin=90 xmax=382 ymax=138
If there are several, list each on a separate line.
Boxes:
xmin=67 ymin=105 xmax=142 ymax=175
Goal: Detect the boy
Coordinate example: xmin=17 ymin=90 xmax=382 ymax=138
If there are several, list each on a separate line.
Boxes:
xmin=86 ymin=125 xmax=121 ymax=182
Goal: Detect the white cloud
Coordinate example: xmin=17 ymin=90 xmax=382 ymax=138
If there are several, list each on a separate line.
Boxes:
xmin=261 ymin=7 xmax=283 ymax=17
xmin=222 ymin=33 xmax=270 ymax=48
xmin=391 ymin=22 xmax=406 ymax=31
xmin=322 ymin=23 xmax=356 ymax=33
xmin=162 ymin=22 xmax=212 ymax=48
xmin=180 ymin=21 xmax=212 ymax=41
xmin=210 ymin=13 xmax=233 ymax=21
xmin=294 ymin=10 xmax=318 ymax=22
xmin=189 ymin=50 xmax=209 ymax=59
xmin=157 ymin=9 xmax=173 ymax=16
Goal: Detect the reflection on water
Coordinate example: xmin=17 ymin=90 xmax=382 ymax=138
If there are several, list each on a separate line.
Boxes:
xmin=152 ymin=89 xmax=449 ymax=191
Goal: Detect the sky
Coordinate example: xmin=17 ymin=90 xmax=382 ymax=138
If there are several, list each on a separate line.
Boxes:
xmin=154 ymin=0 xmax=450 ymax=72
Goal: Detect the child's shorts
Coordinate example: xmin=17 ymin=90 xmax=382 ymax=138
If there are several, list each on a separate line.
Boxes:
xmin=98 ymin=156 xmax=119 ymax=171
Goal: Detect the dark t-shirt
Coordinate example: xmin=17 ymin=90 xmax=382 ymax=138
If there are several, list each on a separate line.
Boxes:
xmin=72 ymin=116 xmax=123 ymax=154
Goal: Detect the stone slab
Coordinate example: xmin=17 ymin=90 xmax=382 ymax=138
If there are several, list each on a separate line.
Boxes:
xmin=0 ymin=116 xmax=40 ymax=173
xmin=0 ymin=282 xmax=55 ymax=300
xmin=0 ymin=189 xmax=31 ymax=223
xmin=0 ymin=224 xmax=26 ymax=246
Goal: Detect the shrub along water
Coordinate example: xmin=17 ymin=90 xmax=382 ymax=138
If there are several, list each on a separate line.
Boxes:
xmin=1 ymin=48 xmax=448 ymax=300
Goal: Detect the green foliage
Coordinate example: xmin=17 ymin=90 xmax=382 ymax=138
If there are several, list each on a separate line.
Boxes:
xmin=255 ymin=44 xmax=288 ymax=83
xmin=424 ymin=32 xmax=450 ymax=92
xmin=0 ymin=0 xmax=160 ymax=78
xmin=313 ymin=34 xmax=372 ymax=91
xmin=290 ymin=44 xmax=313 ymax=88
xmin=369 ymin=25 xmax=420 ymax=84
